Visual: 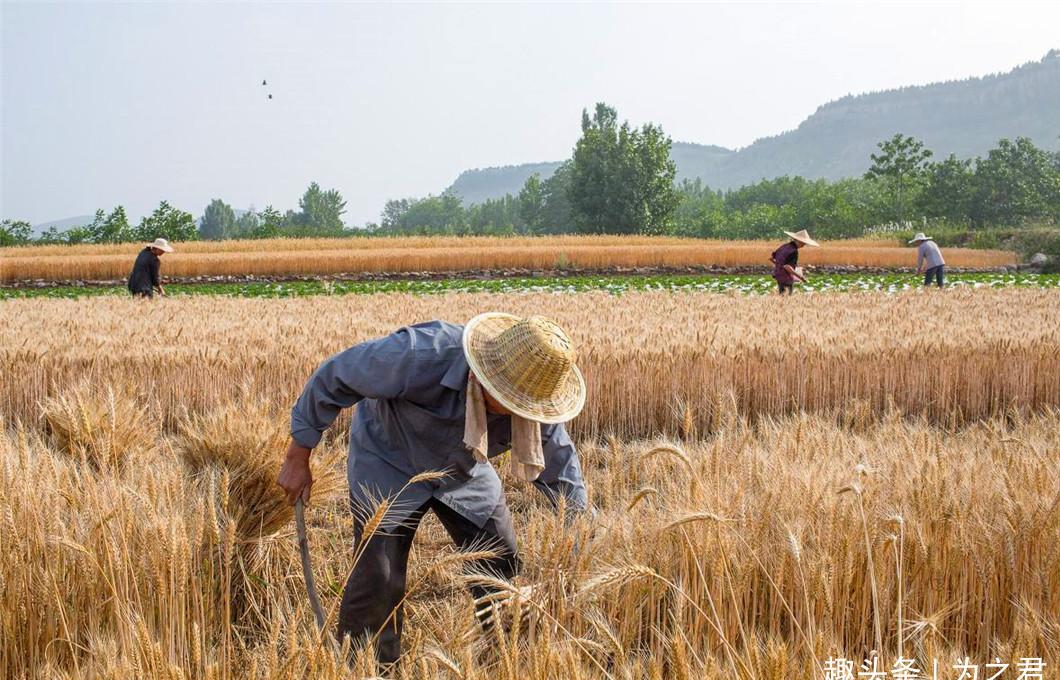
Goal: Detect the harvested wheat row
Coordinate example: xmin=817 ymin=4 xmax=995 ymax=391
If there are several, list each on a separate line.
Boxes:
xmin=2 ymin=234 xmax=906 ymax=258
xmin=0 ymin=234 xmax=1015 ymax=282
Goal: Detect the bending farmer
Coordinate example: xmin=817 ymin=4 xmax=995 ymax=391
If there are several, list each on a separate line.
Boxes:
xmin=770 ymin=229 xmax=819 ymax=294
xmin=909 ymin=232 xmax=946 ymax=287
xmin=276 ymin=314 xmax=589 ymax=666
xmin=127 ymin=238 xmax=174 ymax=298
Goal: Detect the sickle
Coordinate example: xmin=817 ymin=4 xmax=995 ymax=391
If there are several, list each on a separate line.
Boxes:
xmin=295 ymin=497 xmax=326 ymax=631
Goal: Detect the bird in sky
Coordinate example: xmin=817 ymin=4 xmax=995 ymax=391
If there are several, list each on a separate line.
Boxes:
xmin=262 ymin=79 xmax=267 ymax=86
xmin=267 ymin=94 xmax=273 ymax=100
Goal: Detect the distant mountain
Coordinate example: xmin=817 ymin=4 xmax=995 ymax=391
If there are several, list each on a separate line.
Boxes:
xmin=446 ymin=50 xmax=1060 ymax=203
xmin=669 ymin=143 xmax=736 ymax=183
xmin=448 ymin=161 xmax=565 ymax=206
xmin=31 ymin=215 xmax=95 ymax=236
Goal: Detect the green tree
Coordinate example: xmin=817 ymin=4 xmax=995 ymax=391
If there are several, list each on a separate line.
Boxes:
xmin=254 ymin=205 xmax=285 ymax=239
xmin=381 ymin=199 xmax=413 ymax=231
xmin=200 ymin=199 xmax=235 ymax=240
xmin=538 ymin=162 xmax=575 ymax=234
xmin=674 ymin=179 xmax=725 ymax=237
xmin=0 ymin=219 xmax=33 ymax=246
xmin=91 ymin=206 xmax=134 ymax=243
xmin=864 ymin=133 xmax=933 ymax=223
xmin=230 ymin=210 xmax=261 ymax=238
xmin=917 ymin=155 xmax=976 ymax=223
xmin=56 ymin=226 xmax=95 ymax=244
xmin=134 ymin=201 xmax=197 ymax=242
xmin=467 ymin=195 xmax=519 ymax=235
xmin=569 ymin=103 xmax=679 ymax=234
xmin=517 ymin=174 xmax=545 ymax=234
xmin=296 ymin=182 xmax=347 ymax=234
xmin=417 ymin=194 xmax=465 ymax=234
xmin=972 ymin=137 xmax=1060 ymax=226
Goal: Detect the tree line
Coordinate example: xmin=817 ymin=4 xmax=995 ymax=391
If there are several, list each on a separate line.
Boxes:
xmin=3 ymin=102 xmax=1058 ymax=248
xmin=2 ymin=203 xmax=197 ymax=247
xmin=371 ymin=126 xmax=1060 ymax=240
xmin=0 ymin=182 xmax=348 ymax=247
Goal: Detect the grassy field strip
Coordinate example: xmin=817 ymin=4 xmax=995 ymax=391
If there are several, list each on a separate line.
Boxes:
xmin=3 ymin=271 xmax=1056 ymax=299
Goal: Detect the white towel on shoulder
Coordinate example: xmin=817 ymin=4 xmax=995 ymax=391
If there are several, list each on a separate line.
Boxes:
xmin=464 ymin=373 xmax=544 ymax=482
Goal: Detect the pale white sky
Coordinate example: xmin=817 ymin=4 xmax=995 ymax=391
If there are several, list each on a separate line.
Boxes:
xmin=2 ymin=1 xmax=1058 ymax=226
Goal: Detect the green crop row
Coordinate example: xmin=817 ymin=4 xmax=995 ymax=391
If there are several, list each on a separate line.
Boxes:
xmin=2 ymin=272 xmax=1058 ymax=300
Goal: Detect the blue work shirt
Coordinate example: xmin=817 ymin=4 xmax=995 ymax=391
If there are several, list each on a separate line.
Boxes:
xmin=290 ymin=320 xmax=588 ymax=529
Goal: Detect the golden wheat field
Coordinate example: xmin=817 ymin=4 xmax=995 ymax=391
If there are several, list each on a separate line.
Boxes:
xmin=2 ymin=289 xmax=1059 ymax=432
xmin=0 ymin=235 xmax=1016 ymax=283
xmin=2 ymin=288 xmax=1059 ymax=679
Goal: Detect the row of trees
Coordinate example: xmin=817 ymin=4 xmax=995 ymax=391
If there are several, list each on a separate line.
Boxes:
xmin=375 ymin=168 xmax=576 ymax=236
xmin=1 ymin=202 xmax=199 ymax=246
xmin=198 ymin=182 xmax=347 ymax=240
xmin=864 ymin=134 xmax=1060 ymax=227
xmin=0 ymin=182 xmax=347 ymax=246
xmin=375 ymin=130 xmax=1060 ymax=240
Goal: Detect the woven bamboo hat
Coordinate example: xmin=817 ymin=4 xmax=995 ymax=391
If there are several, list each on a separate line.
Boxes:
xmin=783 ymin=230 xmax=820 ymax=247
xmin=462 ymin=313 xmax=586 ymax=424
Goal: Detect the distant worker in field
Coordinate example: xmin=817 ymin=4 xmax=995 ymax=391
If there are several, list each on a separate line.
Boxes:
xmin=277 ymin=314 xmax=589 ymax=667
xmin=910 ymin=232 xmax=946 ymax=288
xmin=770 ymin=229 xmax=819 ymax=294
xmin=127 ymin=238 xmax=174 ymax=298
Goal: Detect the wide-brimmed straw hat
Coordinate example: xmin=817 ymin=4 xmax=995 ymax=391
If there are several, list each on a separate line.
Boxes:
xmin=148 ymin=237 xmax=174 ymax=253
xmin=462 ymin=313 xmax=586 ymax=424
xmin=908 ymin=232 xmax=933 ymax=244
xmin=783 ymin=230 xmax=820 ymax=247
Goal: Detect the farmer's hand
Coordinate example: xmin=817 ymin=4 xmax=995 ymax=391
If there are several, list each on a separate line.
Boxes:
xmin=278 ymin=441 xmax=313 ymax=505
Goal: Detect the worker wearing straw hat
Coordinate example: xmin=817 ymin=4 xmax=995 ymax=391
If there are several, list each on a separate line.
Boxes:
xmin=126 ymin=238 xmax=174 ymax=298
xmin=909 ymin=232 xmax=946 ymax=288
xmin=277 ymin=314 xmax=589 ymax=666
xmin=770 ymin=229 xmax=819 ymax=295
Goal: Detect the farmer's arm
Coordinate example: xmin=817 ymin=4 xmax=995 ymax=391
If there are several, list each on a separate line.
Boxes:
xmin=280 ymin=329 xmax=418 ymax=503
xmin=533 ymin=422 xmax=590 ymax=519
xmin=783 ymin=264 xmax=805 ymax=282
xmin=151 ymin=257 xmax=164 ymax=296
xmin=289 ymin=330 xmax=418 ymax=448
xmin=916 ymin=245 xmax=925 ymax=273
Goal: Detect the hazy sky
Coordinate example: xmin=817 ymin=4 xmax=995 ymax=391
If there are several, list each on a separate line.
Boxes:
xmin=2 ymin=1 xmax=1058 ymax=226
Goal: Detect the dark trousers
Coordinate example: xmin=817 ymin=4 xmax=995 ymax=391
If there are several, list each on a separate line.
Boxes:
xmin=338 ymin=497 xmax=520 ymax=665
xmin=777 ymin=281 xmax=794 ymax=295
xmin=923 ymin=265 xmax=945 ymax=288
